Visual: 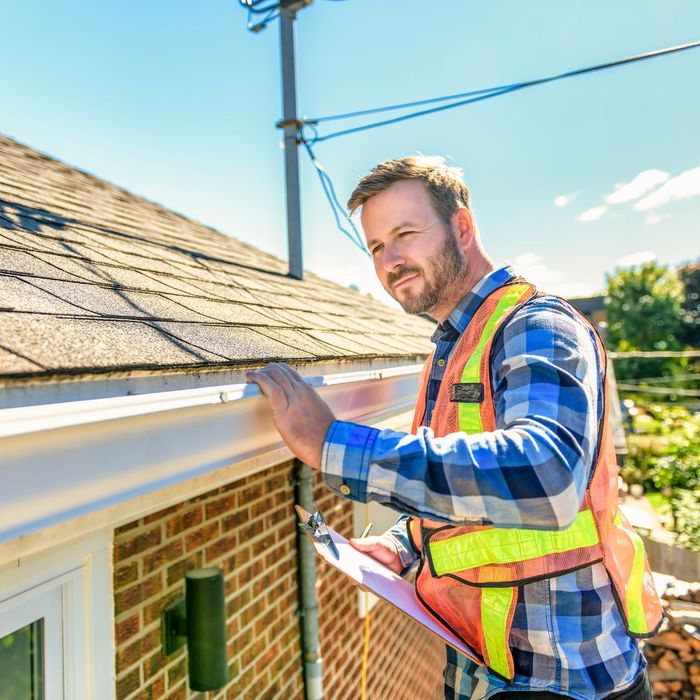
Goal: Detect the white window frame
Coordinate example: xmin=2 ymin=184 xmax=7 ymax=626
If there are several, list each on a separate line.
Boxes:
xmin=0 ymin=532 xmax=115 ymax=700
xmin=0 ymin=582 xmax=63 ymax=700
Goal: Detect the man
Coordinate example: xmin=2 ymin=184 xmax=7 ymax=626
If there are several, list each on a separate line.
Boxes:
xmin=247 ymin=157 xmax=660 ymax=699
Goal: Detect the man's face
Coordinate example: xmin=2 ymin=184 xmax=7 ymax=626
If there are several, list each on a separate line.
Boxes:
xmin=361 ymin=179 xmax=466 ymax=315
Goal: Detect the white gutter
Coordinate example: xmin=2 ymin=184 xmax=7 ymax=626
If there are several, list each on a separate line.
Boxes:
xmin=0 ymin=364 xmax=422 ymax=549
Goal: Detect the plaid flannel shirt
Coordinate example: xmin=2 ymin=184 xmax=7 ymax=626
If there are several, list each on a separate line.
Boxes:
xmin=321 ymin=265 xmax=644 ymax=699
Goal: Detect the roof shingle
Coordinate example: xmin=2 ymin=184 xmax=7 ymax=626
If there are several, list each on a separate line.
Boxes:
xmin=0 ymin=135 xmax=433 ymax=379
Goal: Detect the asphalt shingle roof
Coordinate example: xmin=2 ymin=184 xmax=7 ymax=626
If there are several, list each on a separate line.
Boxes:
xmin=0 ymin=135 xmax=433 ymax=380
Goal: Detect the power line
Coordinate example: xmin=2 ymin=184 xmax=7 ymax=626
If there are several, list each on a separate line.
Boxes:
xmin=610 ymin=350 xmax=700 ymax=359
xmin=631 ymin=372 xmax=700 ymax=384
xmin=617 ymin=383 xmax=700 ymax=397
xmin=300 ymin=137 xmax=370 ymax=256
xmin=307 ymin=40 xmax=700 ymax=143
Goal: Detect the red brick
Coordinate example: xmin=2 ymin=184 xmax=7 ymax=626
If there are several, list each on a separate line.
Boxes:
xmin=116 ymin=666 xmax=141 ymax=699
xmin=114 ymin=561 xmax=139 ymax=591
xmin=167 ymin=656 xmax=187 ymax=688
xmin=144 ymin=504 xmax=182 ymax=525
xmin=114 ymin=525 xmax=162 ymax=561
xmin=115 ymin=636 xmax=141 ymax=673
xmin=115 ymin=612 xmax=140 ymax=646
xmin=166 ymin=553 xmax=203 ymax=587
xmin=205 ymin=534 xmax=237 ymax=563
xmin=184 ymin=521 xmax=220 ymax=552
xmin=140 ymin=674 xmax=165 ymax=700
xmin=250 ymin=496 xmax=275 ymax=519
xmin=205 ymin=493 xmax=237 ymax=519
xmin=143 ymin=650 xmax=166 ymax=679
xmin=165 ymin=505 xmax=203 ymax=537
xmin=222 ymin=509 xmax=248 ymax=530
xmin=142 ymin=540 xmax=184 ymax=575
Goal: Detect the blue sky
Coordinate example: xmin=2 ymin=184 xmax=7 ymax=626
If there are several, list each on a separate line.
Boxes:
xmin=3 ymin=0 xmax=699 ymax=305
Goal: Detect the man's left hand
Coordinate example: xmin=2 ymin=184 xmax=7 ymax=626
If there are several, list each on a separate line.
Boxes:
xmin=246 ymin=363 xmax=335 ymax=469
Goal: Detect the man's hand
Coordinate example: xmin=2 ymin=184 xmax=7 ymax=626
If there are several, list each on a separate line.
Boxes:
xmin=246 ymin=363 xmax=335 ymax=469
xmin=349 ymin=535 xmax=404 ymax=575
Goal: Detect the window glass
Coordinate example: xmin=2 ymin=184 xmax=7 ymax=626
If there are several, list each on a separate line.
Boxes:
xmin=0 ymin=619 xmax=45 ymax=700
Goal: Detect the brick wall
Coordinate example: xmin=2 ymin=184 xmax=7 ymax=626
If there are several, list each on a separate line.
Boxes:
xmin=113 ymin=461 xmax=444 ymax=699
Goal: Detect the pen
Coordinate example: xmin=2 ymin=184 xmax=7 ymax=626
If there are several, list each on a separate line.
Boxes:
xmin=360 ymin=522 xmax=373 ymax=539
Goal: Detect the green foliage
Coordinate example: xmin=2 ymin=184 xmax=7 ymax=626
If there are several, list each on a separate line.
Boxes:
xmin=605 ymin=262 xmax=686 ymax=381
xmin=621 ymin=402 xmax=700 ymax=551
xmin=678 ymin=263 xmax=700 ymax=349
xmin=670 ymin=488 xmax=700 ymax=551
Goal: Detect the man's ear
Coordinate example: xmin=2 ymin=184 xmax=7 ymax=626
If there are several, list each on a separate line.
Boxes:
xmin=453 ymin=208 xmax=475 ymax=250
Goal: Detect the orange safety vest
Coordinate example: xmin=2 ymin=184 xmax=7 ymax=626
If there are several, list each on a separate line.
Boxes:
xmin=407 ymin=280 xmax=662 ymax=681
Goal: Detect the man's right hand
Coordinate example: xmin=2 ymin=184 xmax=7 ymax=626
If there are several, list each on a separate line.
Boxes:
xmin=349 ymin=535 xmax=404 ymax=574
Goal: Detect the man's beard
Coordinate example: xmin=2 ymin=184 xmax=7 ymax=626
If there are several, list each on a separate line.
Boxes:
xmin=387 ymin=231 xmax=466 ymax=315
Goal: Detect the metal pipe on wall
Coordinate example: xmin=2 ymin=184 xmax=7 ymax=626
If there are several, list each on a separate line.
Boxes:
xmin=294 ymin=460 xmax=324 ymax=699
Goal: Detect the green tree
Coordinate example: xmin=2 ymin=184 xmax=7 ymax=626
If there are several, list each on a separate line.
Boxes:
xmin=605 ymin=262 xmax=686 ymax=381
xmin=678 ymin=263 xmax=700 ymax=349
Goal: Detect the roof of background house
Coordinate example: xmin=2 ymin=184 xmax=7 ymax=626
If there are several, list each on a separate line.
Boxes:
xmin=568 ymin=295 xmax=606 ymax=315
xmin=0 ymin=135 xmax=433 ymax=382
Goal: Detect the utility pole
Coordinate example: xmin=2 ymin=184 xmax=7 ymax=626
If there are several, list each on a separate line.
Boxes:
xmin=277 ymin=0 xmax=311 ymax=280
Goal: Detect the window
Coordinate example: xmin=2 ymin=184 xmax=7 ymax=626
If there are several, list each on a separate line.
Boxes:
xmin=0 ymin=533 xmax=113 ymax=700
xmin=0 ymin=584 xmax=62 ymax=700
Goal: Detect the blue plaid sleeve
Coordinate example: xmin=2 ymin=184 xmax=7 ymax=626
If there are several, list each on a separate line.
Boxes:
xmin=321 ymin=297 xmax=602 ymax=530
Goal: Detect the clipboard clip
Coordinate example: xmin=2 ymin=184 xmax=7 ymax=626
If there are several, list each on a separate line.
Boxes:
xmin=298 ymin=504 xmax=340 ymax=560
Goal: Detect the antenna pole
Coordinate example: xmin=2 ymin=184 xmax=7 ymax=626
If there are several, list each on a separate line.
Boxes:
xmin=278 ymin=1 xmax=310 ymax=280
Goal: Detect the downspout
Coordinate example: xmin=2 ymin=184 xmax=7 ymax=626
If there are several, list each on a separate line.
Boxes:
xmin=294 ymin=460 xmax=324 ymax=699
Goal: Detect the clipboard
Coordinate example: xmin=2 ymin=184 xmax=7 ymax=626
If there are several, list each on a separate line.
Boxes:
xmin=295 ymin=505 xmax=478 ymax=662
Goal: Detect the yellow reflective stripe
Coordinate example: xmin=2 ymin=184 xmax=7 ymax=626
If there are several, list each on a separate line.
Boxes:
xmin=481 ymin=587 xmax=514 ymax=679
xmin=430 ymin=509 xmax=599 ymax=575
xmin=614 ymin=513 xmax=649 ymax=633
xmin=458 ymin=284 xmax=532 ymax=435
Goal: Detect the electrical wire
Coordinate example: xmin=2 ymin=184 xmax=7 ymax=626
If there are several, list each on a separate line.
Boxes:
xmin=300 ymin=135 xmax=370 ymax=256
xmin=610 ymin=350 xmax=700 ymax=358
xmin=628 ymin=372 xmax=700 ymax=384
xmin=239 ymin=0 xmax=281 ymax=32
xmin=308 ymin=40 xmax=700 ymax=143
xmin=239 ymin=0 xmax=279 ymax=14
xmin=617 ymin=384 xmax=700 ymax=397
xmin=312 ymin=85 xmax=518 ymax=124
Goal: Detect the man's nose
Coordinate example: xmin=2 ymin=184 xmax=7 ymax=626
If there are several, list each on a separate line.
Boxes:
xmin=381 ymin=244 xmax=405 ymax=271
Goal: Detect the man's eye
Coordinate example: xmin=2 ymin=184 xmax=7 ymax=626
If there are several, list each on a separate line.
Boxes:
xmin=370 ymin=244 xmax=383 ymax=256
xmin=398 ymin=230 xmax=414 ymax=238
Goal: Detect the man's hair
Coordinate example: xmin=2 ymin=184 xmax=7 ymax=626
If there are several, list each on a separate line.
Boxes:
xmin=347 ymin=155 xmax=471 ymax=227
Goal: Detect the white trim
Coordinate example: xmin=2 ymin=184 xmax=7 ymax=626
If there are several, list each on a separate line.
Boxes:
xmin=0 ymin=532 xmax=114 ymax=700
xmin=0 ymin=365 xmax=422 ymax=557
xmin=0 ymin=365 xmax=422 ymax=438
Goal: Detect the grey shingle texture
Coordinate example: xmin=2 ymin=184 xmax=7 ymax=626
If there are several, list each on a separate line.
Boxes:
xmin=0 ymin=135 xmax=434 ymax=379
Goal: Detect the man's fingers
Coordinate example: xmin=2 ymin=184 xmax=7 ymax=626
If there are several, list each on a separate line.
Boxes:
xmin=264 ymin=364 xmax=297 ymax=394
xmin=349 ymin=536 xmax=384 ymax=553
xmin=269 ymin=362 xmax=306 ymax=388
xmin=277 ymin=362 xmax=305 ymax=383
xmin=246 ymin=370 xmax=289 ymax=409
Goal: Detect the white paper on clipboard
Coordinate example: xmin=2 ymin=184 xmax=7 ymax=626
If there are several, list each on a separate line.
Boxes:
xmin=295 ymin=506 xmax=478 ymax=661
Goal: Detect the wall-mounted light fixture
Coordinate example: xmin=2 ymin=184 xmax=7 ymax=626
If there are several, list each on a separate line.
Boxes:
xmin=162 ymin=568 xmax=228 ymax=691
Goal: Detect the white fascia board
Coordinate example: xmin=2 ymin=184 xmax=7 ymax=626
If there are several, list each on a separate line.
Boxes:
xmin=0 ymin=364 xmax=422 ymax=550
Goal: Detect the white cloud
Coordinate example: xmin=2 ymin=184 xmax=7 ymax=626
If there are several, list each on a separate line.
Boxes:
xmin=511 ymin=253 xmax=598 ymax=298
xmin=554 ymin=192 xmax=579 ymax=208
xmin=643 ymin=212 xmax=670 ymax=226
xmin=615 ymin=251 xmax=657 ymax=268
xmin=633 ymin=166 xmax=700 ymax=212
xmin=511 ymin=252 xmax=562 ymax=289
xmin=604 ymin=169 xmax=669 ymax=204
xmin=577 ymin=205 xmax=608 ymax=222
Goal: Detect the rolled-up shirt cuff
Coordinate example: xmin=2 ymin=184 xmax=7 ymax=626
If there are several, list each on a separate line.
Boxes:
xmin=321 ymin=420 xmax=379 ymax=503
xmin=383 ymin=515 xmax=418 ymax=573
